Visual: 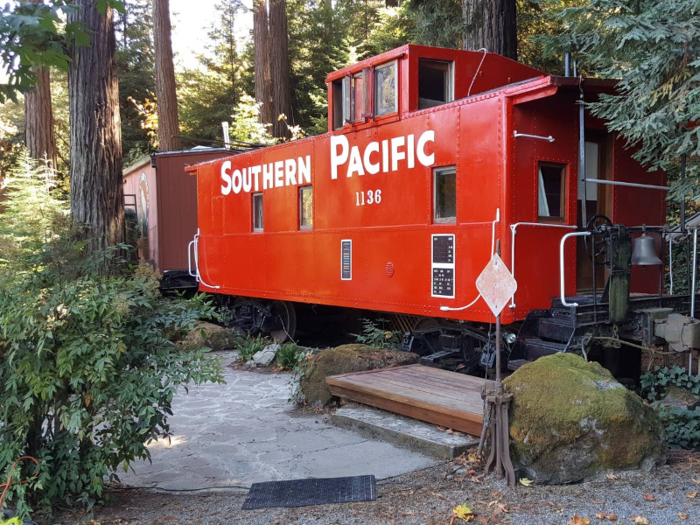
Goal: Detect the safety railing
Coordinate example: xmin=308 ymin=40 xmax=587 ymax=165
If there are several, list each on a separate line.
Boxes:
xmin=187 ymin=229 xmax=221 ymax=290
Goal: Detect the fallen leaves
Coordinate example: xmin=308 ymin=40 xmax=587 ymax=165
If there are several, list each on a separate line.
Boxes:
xmin=678 ymin=512 xmax=688 ymax=520
xmin=642 ymin=493 xmax=656 ymax=502
xmin=518 ymin=477 xmax=534 ymax=487
xmin=452 ymin=504 xmax=474 ymax=522
xmin=606 ymin=473 xmax=620 ymax=481
xmin=692 ymin=477 xmax=700 ymax=485
xmin=629 ymin=517 xmax=650 ymax=525
xmin=568 ymin=514 xmax=591 ymax=525
xmin=687 ymin=491 xmax=698 ymax=498
xmin=595 ymin=511 xmax=617 ymax=521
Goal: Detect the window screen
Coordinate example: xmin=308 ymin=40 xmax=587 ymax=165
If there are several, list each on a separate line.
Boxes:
xmin=434 ymin=167 xmax=457 ymax=222
xmin=538 ymin=163 xmax=566 ymax=221
xmin=418 ymin=59 xmax=453 ymax=109
xmin=253 ymin=193 xmax=264 ymax=231
xmin=299 ymin=186 xmax=313 ymax=229
xmin=375 ymin=62 xmax=397 ymax=116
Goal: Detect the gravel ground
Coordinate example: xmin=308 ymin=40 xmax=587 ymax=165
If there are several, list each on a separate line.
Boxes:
xmin=52 ymin=450 xmax=700 ymax=525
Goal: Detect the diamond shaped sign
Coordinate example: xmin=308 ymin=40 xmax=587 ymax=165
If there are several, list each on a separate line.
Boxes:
xmin=476 ymin=253 xmax=518 ymax=317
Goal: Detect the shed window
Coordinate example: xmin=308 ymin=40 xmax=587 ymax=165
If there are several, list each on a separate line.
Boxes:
xmin=375 ymin=62 xmax=397 ymax=116
xmin=253 ymin=193 xmax=264 ymax=231
xmin=434 ymin=166 xmax=456 ymax=222
xmin=419 ymin=59 xmax=453 ymax=109
xmin=538 ymin=162 xmax=567 ymax=221
xmin=299 ymin=186 xmax=313 ymax=229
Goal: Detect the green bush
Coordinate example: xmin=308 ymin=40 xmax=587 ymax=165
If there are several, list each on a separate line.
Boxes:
xmin=640 ymin=366 xmax=700 ymax=450
xmin=276 ymin=342 xmax=301 ymax=368
xmin=0 ymin=159 xmax=224 ymax=516
xmin=237 ymin=334 xmax=270 ymax=361
xmin=352 ymin=318 xmax=402 ymax=350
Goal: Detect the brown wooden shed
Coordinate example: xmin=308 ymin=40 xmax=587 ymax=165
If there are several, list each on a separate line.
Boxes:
xmin=123 ymin=148 xmax=233 ymax=287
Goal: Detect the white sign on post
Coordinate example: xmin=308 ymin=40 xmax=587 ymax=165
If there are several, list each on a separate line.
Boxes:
xmin=476 ymin=253 xmax=518 ymax=317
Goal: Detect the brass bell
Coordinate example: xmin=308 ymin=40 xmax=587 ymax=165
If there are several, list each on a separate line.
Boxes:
xmin=632 ymin=230 xmax=662 ymax=266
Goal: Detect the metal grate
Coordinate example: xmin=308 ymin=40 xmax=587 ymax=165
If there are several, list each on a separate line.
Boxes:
xmin=242 ymin=475 xmax=376 ymax=510
xmin=390 ymin=314 xmax=421 ymax=334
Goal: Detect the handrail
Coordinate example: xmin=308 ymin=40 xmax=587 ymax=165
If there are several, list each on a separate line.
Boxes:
xmin=585 ymin=179 xmax=670 ymax=192
xmin=560 ymin=231 xmax=591 ymax=307
xmin=509 ymin=222 xmax=577 ymax=308
xmin=192 ymin=230 xmax=221 ymax=290
xmin=187 ymin=239 xmax=196 ymax=278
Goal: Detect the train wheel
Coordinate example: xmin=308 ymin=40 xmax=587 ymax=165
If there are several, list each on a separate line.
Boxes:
xmin=414 ymin=317 xmax=440 ymax=331
xmin=270 ymin=300 xmax=297 ymax=343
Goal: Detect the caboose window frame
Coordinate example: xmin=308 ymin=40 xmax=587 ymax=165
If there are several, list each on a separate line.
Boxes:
xmin=418 ymin=59 xmax=454 ymax=110
xmin=299 ymin=185 xmax=313 ymax=230
xmin=433 ymin=166 xmax=457 ymax=224
xmin=537 ymin=162 xmax=568 ymax=223
xmin=374 ymin=60 xmax=398 ymax=117
xmin=252 ymin=192 xmax=264 ymax=232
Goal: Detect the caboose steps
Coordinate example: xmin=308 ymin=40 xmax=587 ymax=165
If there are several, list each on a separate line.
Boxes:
xmin=326 ymin=365 xmax=489 ymax=437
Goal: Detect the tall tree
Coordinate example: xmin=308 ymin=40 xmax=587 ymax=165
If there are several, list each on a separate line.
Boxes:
xmin=253 ymin=0 xmax=274 ymax=128
xmin=20 ymin=0 xmax=58 ymax=168
xmin=153 ymin=0 xmax=180 ymax=150
xmin=462 ymin=0 xmax=517 ymax=59
xmin=68 ymin=0 xmax=124 ymax=250
xmin=269 ymin=0 xmax=291 ymax=138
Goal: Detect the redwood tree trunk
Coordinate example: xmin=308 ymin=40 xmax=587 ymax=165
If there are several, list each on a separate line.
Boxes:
xmin=153 ymin=0 xmax=181 ymax=151
xmin=269 ymin=0 xmax=291 ymax=138
xmin=68 ymin=1 xmax=124 ymax=251
xmin=462 ymin=0 xmax=517 ymax=60
xmin=23 ymin=0 xmax=57 ymax=169
xmin=253 ymin=0 xmax=274 ymax=128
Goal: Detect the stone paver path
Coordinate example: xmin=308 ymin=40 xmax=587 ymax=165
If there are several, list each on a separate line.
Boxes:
xmin=118 ymin=353 xmax=437 ymax=490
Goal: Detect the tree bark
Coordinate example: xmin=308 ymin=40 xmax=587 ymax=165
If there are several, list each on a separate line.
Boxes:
xmin=269 ymin=0 xmax=291 ymax=138
xmin=462 ymin=0 xmax=517 ymax=60
xmin=253 ymin=0 xmax=274 ymax=128
xmin=23 ymin=0 xmax=57 ymax=169
xmin=68 ymin=1 xmax=124 ymax=251
xmin=153 ymin=0 xmax=181 ymax=151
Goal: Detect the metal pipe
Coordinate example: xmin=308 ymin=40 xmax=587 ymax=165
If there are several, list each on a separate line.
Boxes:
xmin=584 ymin=178 xmax=670 ymax=192
xmin=565 ymin=53 xmax=571 ymax=77
xmin=491 ymin=208 xmax=500 ymax=256
xmin=681 ymin=152 xmax=687 ymax=233
xmin=669 ymin=236 xmax=674 ymax=295
xmin=691 ymin=228 xmax=698 ymax=318
xmin=513 ymin=131 xmax=555 ymax=142
xmin=193 ymin=230 xmax=221 ymax=290
xmin=573 ymin=60 xmax=578 ymax=77
xmin=509 ymin=222 xmax=576 ymax=308
xmin=495 ymin=239 xmax=502 ymax=389
xmin=560 ymin=231 xmax=591 ymax=307
xmin=579 ymin=88 xmax=587 ymax=228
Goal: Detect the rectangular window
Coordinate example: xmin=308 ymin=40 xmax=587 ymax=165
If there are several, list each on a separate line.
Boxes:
xmin=418 ymin=59 xmax=454 ymax=110
xmin=434 ymin=166 xmax=457 ymax=223
xmin=375 ymin=61 xmax=397 ymax=116
xmin=352 ymin=73 xmax=363 ymax=122
xmin=538 ymin=162 xmax=567 ymax=221
xmin=253 ymin=193 xmax=264 ymax=231
xmin=332 ymin=80 xmax=343 ymax=130
xmin=299 ymin=186 xmax=313 ymax=229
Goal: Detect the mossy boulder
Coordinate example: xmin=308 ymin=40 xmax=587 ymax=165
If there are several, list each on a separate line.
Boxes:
xmin=299 ymin=344 xmax=419 ymax=406
xmin=504 ymin=353 xmax=667 ymax=484
xmin=184 ymin=322 xmax=241 ymax=351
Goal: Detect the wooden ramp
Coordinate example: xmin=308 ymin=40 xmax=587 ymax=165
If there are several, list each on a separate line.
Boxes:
xmin=326 ymin=364 xmax=489 ymax=436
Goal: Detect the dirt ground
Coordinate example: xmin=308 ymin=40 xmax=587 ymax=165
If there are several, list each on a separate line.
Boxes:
xmin=52 ymin=450 xmax=700 ymax=525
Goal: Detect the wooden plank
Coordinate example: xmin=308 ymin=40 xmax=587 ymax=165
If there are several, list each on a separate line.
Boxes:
xmin=341 ymin=373 xmax=484 ymax=413
xmin=327 ymin=364 xmax=424 ymax=380
xmin=327 ymin=376 xmax=483 ymax=423
xmin=379 ymin=368 xmax=485 ymax=397
xmin=328 ymin=384 xmax=483 ymax=436
xmin=398 ymin=365 xmax=490 ymax=389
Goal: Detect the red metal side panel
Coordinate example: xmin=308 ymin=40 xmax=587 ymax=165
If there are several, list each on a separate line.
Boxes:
xmin=610 ymin=137 xmax=667 ymax=293
xmin=510 ymin=92 xmax=580 ymax=314
xmin=196 ymin=96 xmax=507 ymax=324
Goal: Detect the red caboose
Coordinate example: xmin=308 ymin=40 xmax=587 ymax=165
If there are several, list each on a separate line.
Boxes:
xmin=188 ymin=45 xmax=691 ymax=378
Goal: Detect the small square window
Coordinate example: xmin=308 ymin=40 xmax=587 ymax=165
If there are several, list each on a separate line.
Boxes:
xmin=418 ymin=59 xmax=454 ymax=109
xmin=434 ymin=167 xmax=456 ymax=223
xmin=375 ymin=62 xmax=397 ymax=116
xmin=299 ymin=186 xmax=313 ymax=230
xmin=252 ymin=193 xmax=263 ymax=231
xmin=538 ymin=162 xmax=567 ymax=221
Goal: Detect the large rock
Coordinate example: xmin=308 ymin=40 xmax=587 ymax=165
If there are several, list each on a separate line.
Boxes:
xmin=652 ymin=385 xmax=700 ymax=411
xmin=184 ymin=322 xmax=241 ymax=351
xmin=298 ymin=344 xmax=419 ymax=406
xmin=504 ymin=353 xmax=667 ymax=484
xmin=253 ymin=344 xmax=281 ymax=366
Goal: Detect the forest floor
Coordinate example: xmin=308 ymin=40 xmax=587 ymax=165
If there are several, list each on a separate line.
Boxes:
xmin=54 ymin=450 xmax=700 ymax=525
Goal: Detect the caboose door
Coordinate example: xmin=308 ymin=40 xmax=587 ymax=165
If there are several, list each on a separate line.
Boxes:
xmin=576 ymin=135 xmax=613 ymax=291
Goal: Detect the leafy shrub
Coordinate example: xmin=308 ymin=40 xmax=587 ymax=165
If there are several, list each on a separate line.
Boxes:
xmin=237 ymin=334 xmax=270 ymax=361
xmin=640 ymin=366 xmax=700 ymax=450
xmin=0 ymin=159 xmax=224 ymax=516
xmin=276 ymin=342 xmax=301 ymax=368
xmin=352 ymin=318 xmax=403 ymax=350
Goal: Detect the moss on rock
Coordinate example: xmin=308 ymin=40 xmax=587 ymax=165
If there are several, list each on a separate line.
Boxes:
xmin=184 ymin=322 xmax=241 ymax=351
xmin=298 ymin=344 xmax=419 ymax=406
xmin=503 ymin=353 xmax=666 ymax=484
